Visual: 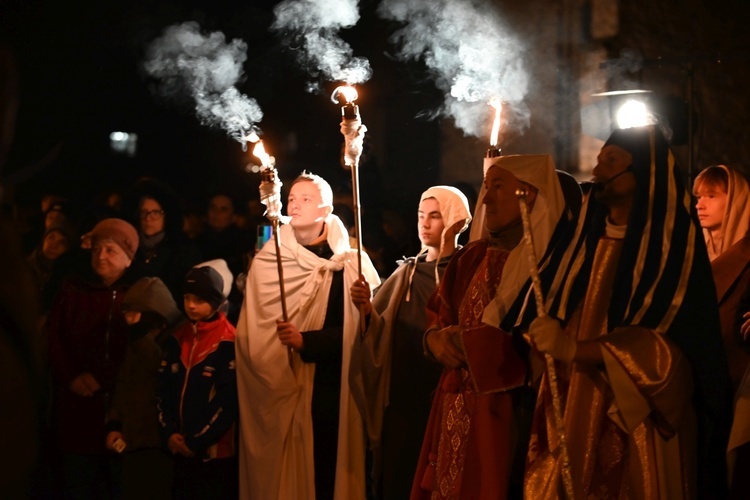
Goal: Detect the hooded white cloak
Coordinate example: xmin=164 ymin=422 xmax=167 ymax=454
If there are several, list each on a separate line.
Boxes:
xmin=236 ymin=213 xmax=380 ymax=499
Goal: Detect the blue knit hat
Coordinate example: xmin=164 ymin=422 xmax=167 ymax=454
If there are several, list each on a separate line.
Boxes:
xmin=183 ymin=266 xmax=225 ymax=310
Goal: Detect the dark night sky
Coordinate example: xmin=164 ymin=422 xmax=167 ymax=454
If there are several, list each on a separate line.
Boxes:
xmin=1 ymin=0 xmax=443 ymax=221
xmin=4 ymin=0 xmax=750 ymax=225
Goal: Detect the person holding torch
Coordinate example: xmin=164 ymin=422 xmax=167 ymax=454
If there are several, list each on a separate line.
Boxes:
xmin=235 ymin=171 xmax=380 ymax=500
xmin=349 ymin=185 xmax=472 ymax=499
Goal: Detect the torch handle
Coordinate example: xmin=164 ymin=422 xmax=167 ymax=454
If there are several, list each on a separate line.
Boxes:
xmin=350 ymin=161 xmax=367 ymax=333
xmin=272 ymin=219 xmax=293 ymax=365
xmin=339 ymin=105 xmax=367 ymax=334
xmin=516 ymin=190 xmax=576 ymax=500
xmin=351 ymin=164 xmax=363 ymax=276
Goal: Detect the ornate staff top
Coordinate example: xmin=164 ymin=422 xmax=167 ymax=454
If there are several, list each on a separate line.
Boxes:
xmin=259 ymin=167 xmax=287 ymax=223
xmin=253 ymin=140 xmax=289 ymax=225
xmin=332 ymin=85 xmax=367 ymax=169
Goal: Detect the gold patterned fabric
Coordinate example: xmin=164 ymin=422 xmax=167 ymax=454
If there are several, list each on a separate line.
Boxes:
xmin=525 ymin=238 xmax=696 ymax=499
xmin=526 ymin=126 xmax=730 ymax=497
xmin=436 ymin=378 xmax=472 ymax=498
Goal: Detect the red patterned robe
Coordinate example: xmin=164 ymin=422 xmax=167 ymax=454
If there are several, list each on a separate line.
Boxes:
xmin=411 ymin=239 xmax=527 ymax=499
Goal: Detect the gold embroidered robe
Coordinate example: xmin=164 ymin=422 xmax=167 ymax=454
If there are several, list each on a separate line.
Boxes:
xmin=525 ymin=237 xmax=697 ymax=499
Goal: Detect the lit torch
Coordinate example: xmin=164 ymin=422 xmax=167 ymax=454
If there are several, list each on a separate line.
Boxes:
xmin=486 ymin=97 xmax=503 ymax=158
xmin=332 ymin=84 xmax=367 ymax=330
xmin=470 ymin=98 xmax=504 ymax=242
xmin=251 ymin=135 xmax=293 ymax=364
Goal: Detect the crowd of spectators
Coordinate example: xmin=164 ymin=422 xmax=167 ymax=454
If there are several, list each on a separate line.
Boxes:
xmin=8 ymin=174 xmax=438 ymax=497
xmin=16 ymin=176 xmax=433 ymax=323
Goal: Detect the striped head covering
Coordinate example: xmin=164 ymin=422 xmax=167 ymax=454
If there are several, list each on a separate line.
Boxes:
xmin=479 ymin=155 xmax=567 ymax=327
xmin=525 ymin=127 xmax=729 ymax=477
xmin=529 ymin=126 xmax=730 ymax=493
xmin=542 ymin=126 xmax=707 ymax=335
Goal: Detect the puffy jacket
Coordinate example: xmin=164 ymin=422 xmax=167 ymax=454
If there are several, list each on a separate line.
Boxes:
xmin=157 ymin=312 xmax=237 ymax=459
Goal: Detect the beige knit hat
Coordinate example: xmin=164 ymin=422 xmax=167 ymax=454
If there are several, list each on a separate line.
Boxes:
xmin=89 ymin=218 xmax=139 ymax=259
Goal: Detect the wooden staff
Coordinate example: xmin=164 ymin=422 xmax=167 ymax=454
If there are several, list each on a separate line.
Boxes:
xmin=260 ymin=166 xmax=292 ymax=365
xmin=516 ymin=189 xmax=576 ymax=500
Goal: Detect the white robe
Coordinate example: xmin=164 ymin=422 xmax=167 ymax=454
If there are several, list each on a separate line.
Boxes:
xmin=235 ymin=214 xmax=380 ymax=499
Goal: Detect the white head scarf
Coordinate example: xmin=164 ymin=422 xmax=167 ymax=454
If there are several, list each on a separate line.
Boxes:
xmin=405 ymin=186 xmax=472 ymax=301
xmin=695 ymin=164 xmax=750 ymax=261
xmin=479 ymin=155 xmax=565 ymax=326
xmin=419 ymin=185 xmax=472 ymax=270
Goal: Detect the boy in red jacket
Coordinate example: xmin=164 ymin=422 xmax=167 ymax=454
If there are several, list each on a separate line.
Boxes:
xmin=157 ymin=259 xmax=238 ymax=499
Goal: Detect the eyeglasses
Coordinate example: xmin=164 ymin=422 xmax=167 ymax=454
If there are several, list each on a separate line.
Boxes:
xmin=140 ymin=209 xmax=165 ymax=220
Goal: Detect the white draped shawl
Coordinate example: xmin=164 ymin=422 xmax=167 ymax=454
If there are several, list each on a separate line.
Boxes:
xmin=236 ymin=214 xmax=380 ymax=499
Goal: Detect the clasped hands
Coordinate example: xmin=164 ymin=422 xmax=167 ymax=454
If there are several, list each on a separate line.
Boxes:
xmin=425 ymin=326 xmax=466 ymax=369
xmin=527 ymin=316 xmax=577 ymax=363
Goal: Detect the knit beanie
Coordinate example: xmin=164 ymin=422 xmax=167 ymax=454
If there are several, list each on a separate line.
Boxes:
xmin=193 ymin=259 xmax=233 ymax=298
xmin=183 ymin=265 xmax=226 ymax=310
xmin=89 ymin=218 xmax=139 ymax=259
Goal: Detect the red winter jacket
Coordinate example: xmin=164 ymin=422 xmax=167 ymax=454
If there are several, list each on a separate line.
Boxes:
xmin=157 ymin=312 xmax=237 ymax=459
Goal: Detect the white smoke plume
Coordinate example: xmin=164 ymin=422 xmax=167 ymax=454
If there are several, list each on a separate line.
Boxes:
xmin=144 ymin=22 xmax=263 ymax=144
xmin=378 ymin=0 xmax=530 ymax=138
xmin=272 ymin=0 xmax=372 ymax=88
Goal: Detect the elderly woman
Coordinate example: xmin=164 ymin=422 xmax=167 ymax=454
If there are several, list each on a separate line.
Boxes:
xmin=47 ymin=218 xmax=138 ymax=498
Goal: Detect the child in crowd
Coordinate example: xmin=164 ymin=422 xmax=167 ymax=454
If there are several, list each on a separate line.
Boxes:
xmin=105 ymin=277 xmax=183 ymax=499
xmin=156 ymin=259 xmax=238 ymax=499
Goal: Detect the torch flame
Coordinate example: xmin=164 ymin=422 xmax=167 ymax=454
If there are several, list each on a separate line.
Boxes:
xmin=331 ymin=85 xmax=358 ymax=105
xmin=489 ymin=98 xmax=503 ymax=148
xmin=253 ymin=140 xmax=271 ymax=168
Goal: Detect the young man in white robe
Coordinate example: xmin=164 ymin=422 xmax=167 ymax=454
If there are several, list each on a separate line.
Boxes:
xmin=235 ymin=171 xmax=380 ymax=499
